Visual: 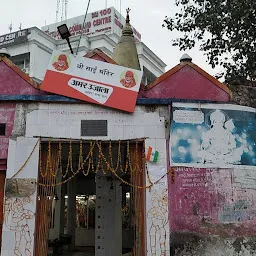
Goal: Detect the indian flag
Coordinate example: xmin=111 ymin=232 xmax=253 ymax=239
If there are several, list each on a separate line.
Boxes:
xmin=146 ymin=146 xmax=159 ymax=162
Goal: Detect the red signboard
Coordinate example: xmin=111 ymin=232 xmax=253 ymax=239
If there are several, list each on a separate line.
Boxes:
xmin=41 ymin=50 xmax=142 ymax=112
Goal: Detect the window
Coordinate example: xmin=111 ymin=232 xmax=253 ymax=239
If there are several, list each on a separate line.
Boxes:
xmin=142 ymin=66 xmax=157 ymax=86
xmin=0 ymin=124 xmax=6 ymax=136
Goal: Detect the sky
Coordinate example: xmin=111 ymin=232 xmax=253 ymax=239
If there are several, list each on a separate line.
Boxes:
xmin=0 ymin=0 xmax=223 ymax=76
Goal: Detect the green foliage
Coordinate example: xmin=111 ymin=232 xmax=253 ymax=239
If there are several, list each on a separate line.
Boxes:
xmin=163 ymin=0 xmax=256 ymax=83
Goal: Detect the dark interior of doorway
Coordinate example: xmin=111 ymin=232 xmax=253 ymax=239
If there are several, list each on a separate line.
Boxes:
xmin=34 ymin=140 xmax=145 ymax=256
xmin=49 ymin=173 xmax=133 ymax=255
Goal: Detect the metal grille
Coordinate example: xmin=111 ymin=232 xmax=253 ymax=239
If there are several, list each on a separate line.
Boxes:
xmin=81 ymin=120 xmax=108 ymax=136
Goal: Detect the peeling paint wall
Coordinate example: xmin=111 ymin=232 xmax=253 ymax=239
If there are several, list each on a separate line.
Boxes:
xmin=25 ymin=103 xmax=168 ymax=140
xmin=0 ymin=104 xmax=16 ymax=170
xmin=0 ymin=58 xmax=42 ymax=170
xmin=169 ymin=167 xmax=256 ymax=255
xmin=11 ymin=103 xmax=39 ymax=139
xmin=0 ymin=62 xmax=40 ymax=96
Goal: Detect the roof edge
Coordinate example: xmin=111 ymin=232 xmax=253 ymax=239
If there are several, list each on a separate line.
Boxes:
xmin=0 ymin=56 xmax=39 ymax=89
xmin=144 ymin=62 xmax=232 ymax=100
xmin=84 ymin=48 xmax=117 ymax=65
xmin=0 ymin=94 xmax=228 ymax=104
xmin=189 ymin=62 xmax=232 ymax=100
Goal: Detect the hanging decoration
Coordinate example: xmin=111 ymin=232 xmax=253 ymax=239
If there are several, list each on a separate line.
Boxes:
xmin=10 ymin=137 xmax=169 ymax=189
xmin=38 ymin=138 xmax=151 ymax=188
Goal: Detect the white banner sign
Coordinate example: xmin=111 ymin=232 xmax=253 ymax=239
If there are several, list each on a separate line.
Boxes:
xmin=41 ymin=7 xmax=141 ymax=42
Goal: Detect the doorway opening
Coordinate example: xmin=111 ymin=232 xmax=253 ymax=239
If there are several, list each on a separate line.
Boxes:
xmin=34 ymin=139 xmax=146 ymax=256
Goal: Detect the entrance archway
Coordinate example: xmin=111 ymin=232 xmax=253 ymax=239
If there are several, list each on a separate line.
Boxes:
xmin=34 ymin=139 xmax=146 ymax=256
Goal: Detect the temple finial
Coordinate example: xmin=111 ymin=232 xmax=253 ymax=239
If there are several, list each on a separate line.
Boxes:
xmin=126 ymin=8 xmax=131 ymax=23
xmin=112 ymin=6 xmax=140 ymax=70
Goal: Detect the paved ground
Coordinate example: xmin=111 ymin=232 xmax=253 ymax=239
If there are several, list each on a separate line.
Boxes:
xmin=62 ymin=253 xmax=94 ymax=256
xmin=50 ymin=252 xmax=131 ymax=256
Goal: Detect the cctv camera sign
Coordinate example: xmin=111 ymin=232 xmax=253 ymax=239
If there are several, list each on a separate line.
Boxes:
xmin=41 ymin=50 xmax=143 ymax=112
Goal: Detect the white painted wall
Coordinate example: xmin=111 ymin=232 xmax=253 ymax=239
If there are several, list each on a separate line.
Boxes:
xmin=1 ymin=138 xmax=40 ymax=256
xmin=145 ymin=138 xmax=170 ymax=255
xmin=139 ymin=56 xmax=163 ymax=78
xmin=25 ymin=103 xmax=167 ymax=141
xmin=32 ymin=46 xmax=52 ymax=81
xmin=7 ymin=43 xmax=30 ymax=57
xmin=4 ymin=102 xmax=169 ymax=255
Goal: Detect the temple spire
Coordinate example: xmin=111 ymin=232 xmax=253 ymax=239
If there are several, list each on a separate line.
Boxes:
xmin=112 ymin=8 xmax=141 ymax=70
xmin=126 ymin=7 xmax=131 ymax=23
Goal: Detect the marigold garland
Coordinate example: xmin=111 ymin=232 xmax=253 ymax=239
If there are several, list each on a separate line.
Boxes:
xmin=8 ymin=137 xmax=167 ymax=189
xmin=9 ymin=137 xmax=169 ymax=189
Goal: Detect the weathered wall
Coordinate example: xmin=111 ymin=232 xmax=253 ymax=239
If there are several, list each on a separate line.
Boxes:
xmin=1 ymin=138 xmax=39 ymax=256
xmin=169 ymin=167 xmax=256 ymax=255
xmin=12 ymin=102 xmax=170 ymax=255
xmin=0 ymin=61 xmax=40 ymax=96
xmin=11 ymin=103 xmax=39 ymax=139
xmin=0 ymin=171 xmax=6 ymax=248
xmin=0 ymin=58 xmax=42 ymax=169
xmin=0 ymin=104 xmax=16 ymax=170
xmin=25 ymin=103 xmax=168 ymax=140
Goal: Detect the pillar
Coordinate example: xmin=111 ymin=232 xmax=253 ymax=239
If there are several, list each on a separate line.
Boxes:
xmin=67 ymin=176 xmax=76 ymax=251
xmin=53 ymin=172 xmax=65 ymax=238
xmin=95 ymin=174 xmax=122 ymax=256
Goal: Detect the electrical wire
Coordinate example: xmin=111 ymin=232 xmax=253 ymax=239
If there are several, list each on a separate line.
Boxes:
xmin=75 ymin=0 xmax=91 ymax=55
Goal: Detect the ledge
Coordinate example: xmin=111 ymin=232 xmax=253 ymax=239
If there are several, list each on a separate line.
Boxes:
xmin=0 ymin=95 xmax=224 ymax=105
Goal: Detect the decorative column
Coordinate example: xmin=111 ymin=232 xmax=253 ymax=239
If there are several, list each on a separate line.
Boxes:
xmin=67 ymin=176 xmax=76 ymax=251
xmin=95 ymin=174 xmax=122 ymax=256
xmin=53 ymin=172 xmax=65 ymax=238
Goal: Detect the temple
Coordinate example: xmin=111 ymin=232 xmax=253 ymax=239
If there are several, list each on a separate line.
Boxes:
xmin=0 ymin=8 xmax=256 ymax=256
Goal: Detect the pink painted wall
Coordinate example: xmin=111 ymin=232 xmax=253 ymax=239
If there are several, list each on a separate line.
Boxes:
xmin=0 ymin=60 xmax=44 ymax=170
xmin=139 ymin=65 xmax=230 ymax=102
xmin=169 ymin=167 xmax=256 ymax=237
xmin=0 ymin=104 xmax=15 ymax=170
xmin=0 ymin=61 xmax=42 ymax=95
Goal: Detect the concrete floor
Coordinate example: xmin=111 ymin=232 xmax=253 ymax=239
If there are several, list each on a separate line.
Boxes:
xmin=49 ymin=252 xmax=131 ymax=256
xmin=62 ymin=253 xmax=94 ymax=256
xmin=59 ymin=253 xmax=131 ymax=256
xmin=60 ymin=253 xmax=131 ymax=256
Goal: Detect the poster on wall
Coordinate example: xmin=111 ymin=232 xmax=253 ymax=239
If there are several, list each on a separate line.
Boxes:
xmin=170 ymin=103 xmax=256 ymax=169
xmin=146 ymin=166 xmax=170 ymax=256
xmin=40 ymin=50 xmax=143 ymax=113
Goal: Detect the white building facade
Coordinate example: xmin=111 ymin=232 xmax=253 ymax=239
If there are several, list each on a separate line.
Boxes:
xmin=0 ymin=7 xmax=166 ymax=84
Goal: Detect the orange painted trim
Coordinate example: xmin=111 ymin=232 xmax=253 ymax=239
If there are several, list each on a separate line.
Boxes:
xmin=0 ymin=56 xmax=39 ymax=89
xmin=84 ymin=49 xmax=117 ymax=65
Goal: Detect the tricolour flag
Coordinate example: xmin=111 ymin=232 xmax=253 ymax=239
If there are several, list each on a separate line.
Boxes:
xmin=146 ymin=146 xmax=159 ymax=162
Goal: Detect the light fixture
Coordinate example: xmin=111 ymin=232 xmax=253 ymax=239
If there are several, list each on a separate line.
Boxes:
xmin=57 ymin=24 xmax=74 ymax=54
